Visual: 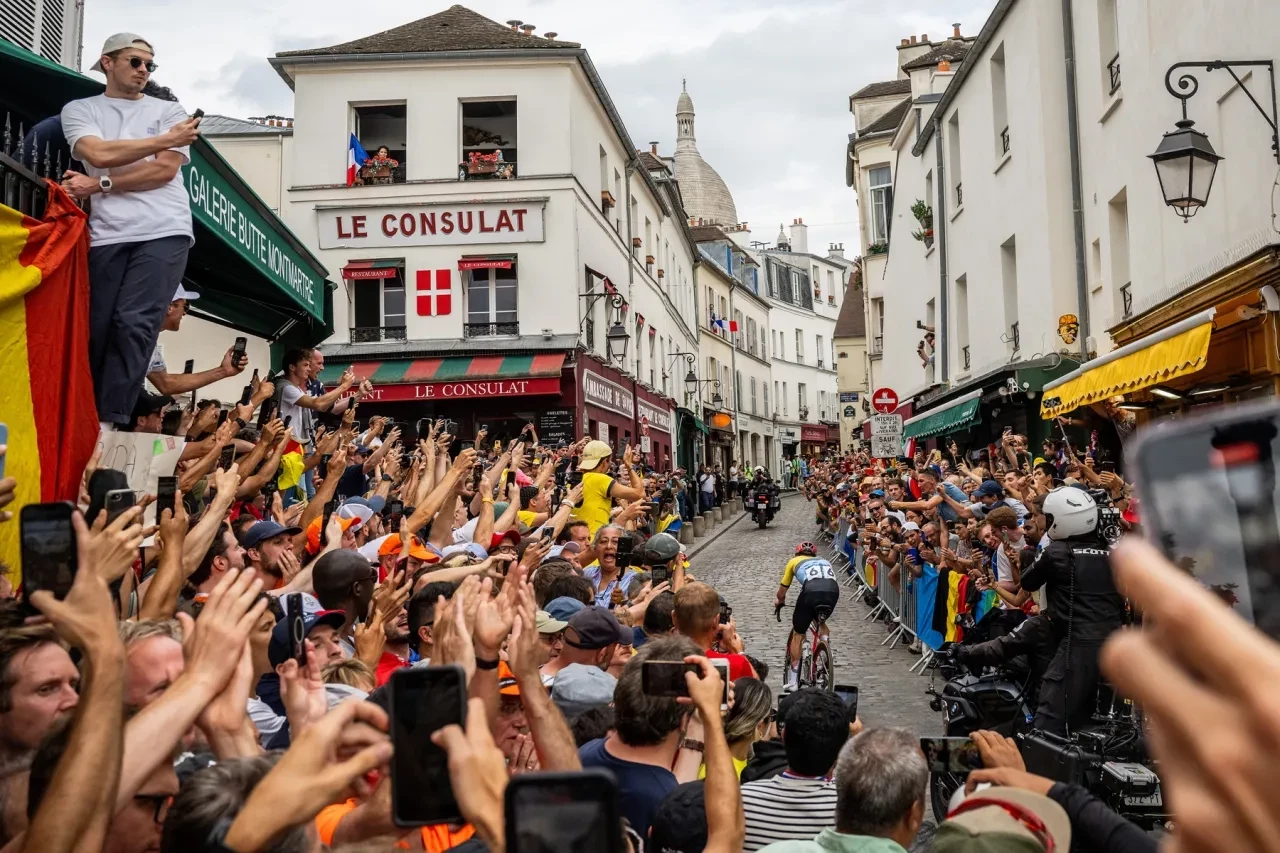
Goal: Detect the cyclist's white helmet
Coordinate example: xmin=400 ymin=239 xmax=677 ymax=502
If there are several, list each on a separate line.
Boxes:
xmin=1043 ymin=487 xmax=1098 ymax=540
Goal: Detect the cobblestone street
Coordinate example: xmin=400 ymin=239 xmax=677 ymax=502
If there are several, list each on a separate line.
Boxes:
xmin=691 ymin=494 xmax=943 ymax=736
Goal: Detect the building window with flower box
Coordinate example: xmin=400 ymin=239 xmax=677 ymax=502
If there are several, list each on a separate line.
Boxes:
xmin=459 ymin=99 xmax=517 ymax=181
xmin=352 ymin=104 xmax=407 ymax=184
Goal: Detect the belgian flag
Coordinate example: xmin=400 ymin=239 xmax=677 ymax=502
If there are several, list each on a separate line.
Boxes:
xmin=0 ymin=183 xmax=98 ymax=580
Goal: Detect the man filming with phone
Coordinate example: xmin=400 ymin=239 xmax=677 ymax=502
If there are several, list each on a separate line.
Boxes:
xmin=144 ymin=285 xmax=249 ymax=398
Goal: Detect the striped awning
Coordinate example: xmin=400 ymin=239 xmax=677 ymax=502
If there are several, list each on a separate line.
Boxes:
xmin=904 ymin=390 xmax=983 ymax=439
xmin=318 ymin=352 xmax=566 ymax=386
xmin=1039 ymin=309 xmax=1214 ymax=419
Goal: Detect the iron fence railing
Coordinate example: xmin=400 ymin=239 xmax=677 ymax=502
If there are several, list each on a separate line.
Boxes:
xmin=464 ymin=321 xmax=519 ymax=338
xmin=350 ymin=326 xmax=408 ymax=343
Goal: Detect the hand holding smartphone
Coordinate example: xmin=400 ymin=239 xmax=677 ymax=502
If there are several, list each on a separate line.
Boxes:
xmin=505 ymin=770 xmax=622 ymax=853
xmin=156 ymin=476 xmax=177 ymax=519
xmin=390 ymin=666 xmax=467 ymax=826
xmin=20 ymin=502 xmax=78 ymax=608
xmin=286 ymin=592 xmax=307 ymax=669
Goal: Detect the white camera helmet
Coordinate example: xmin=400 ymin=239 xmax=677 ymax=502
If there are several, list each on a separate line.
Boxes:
xmin=1043 ymin=487 xmax=1099 ymax=540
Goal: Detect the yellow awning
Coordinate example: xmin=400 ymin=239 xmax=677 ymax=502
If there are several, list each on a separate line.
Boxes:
xmin=1039 ymin=308 xmax=1214 ymax=419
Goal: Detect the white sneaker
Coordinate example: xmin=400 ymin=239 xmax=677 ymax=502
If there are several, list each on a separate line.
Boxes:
xmin=783 ymin=670 xmax=800 ymax=692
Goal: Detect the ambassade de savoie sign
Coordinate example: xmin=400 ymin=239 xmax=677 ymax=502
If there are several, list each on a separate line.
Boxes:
xmin=317 ymin=199 xmax=547 ymax=249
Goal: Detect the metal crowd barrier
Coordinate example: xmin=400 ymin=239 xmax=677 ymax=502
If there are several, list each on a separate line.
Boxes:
xmin=825 ymin=518 xmax=936 ymax=676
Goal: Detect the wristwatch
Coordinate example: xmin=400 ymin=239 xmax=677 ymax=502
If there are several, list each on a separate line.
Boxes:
xmin=98 ymin=175 xmax=113 ymax=194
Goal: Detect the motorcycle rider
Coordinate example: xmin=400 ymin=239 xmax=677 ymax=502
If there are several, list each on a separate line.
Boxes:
xmin=749 ymin=466 xmax=780 ymax=522
xmin=774 ymin=542 xmax=840 ymax=691
xmin=1018 ymin=486 xmax=1125 ymax=734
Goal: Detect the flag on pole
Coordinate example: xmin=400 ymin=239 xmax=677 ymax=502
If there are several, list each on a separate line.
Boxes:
xmin=0 ymin=184 xmax=98 ymax=581
xmin=347 ymin=134 xmax=369 ymax=186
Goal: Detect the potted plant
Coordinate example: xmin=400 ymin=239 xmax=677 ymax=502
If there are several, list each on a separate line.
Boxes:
xmin=910 ymin=200 xmax=934 ymax=248
xmin=867 ymin=241 xmax=888 ymax=256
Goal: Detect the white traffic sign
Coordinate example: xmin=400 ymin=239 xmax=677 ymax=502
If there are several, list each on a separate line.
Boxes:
xmin=870 ymin=413 xmax=903 ymax=459
xmin=872 ymin=387 xmax=899 ymax=414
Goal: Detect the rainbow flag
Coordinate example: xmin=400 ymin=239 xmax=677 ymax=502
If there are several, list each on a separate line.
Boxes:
xmin=0 ymin=184 xmax=98 ymax=581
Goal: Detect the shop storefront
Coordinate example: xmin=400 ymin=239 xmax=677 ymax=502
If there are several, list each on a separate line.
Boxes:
xmin=705 ymin=409 xmax=735 ymax=469
xmin=1043 ymin=246 xmax=1280 ymax=433
xmin=637 ymin=394 xmax=675 ymax=472
xmin=778 ymin=425 xmax=800 ymax=463
xmin=800 ymin=425 xmax=828 ymax=457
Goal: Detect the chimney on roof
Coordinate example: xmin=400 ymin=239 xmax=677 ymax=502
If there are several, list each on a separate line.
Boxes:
xmin=506 ymin=19 xmax=521 ymax=30
xmin=545 ymin=31 xmax=557 ymax=40
xmin=922 ymin=33 xmax=929 ymax=42
xmin=650 ymin=141 xmax=659 ymax=155
xmin=790 ymin=219 xmax=809 ymax=255
xmin=953 ymin=23 xmax=962 ymax=38
xmin=909 ymin=35 xmax=917 ymax=44
xmin=938 ymin=59 xmax=952 ymax=72
xmin=520 ymin=24 xmax=536 ymax=35
xmin=900 ymin=38 xmax=910 ymax=46
xmin=828 ymin=243 xmax=846 ymax=260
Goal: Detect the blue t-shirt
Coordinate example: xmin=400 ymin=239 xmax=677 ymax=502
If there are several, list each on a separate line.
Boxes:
xmin=579 ymin=737 xmax=677 ymax=837
xmin=937 ymin=482 xmax=970 ymax=522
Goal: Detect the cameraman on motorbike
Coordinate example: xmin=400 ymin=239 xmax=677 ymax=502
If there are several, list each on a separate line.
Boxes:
xmin=748 ymin=466 xmax=780 ymax=522
xmin=1018 ymin=486 xmax=1125 ymax=735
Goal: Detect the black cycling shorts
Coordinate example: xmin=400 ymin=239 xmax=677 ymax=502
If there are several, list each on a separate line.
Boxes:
xmin=793 ymin=579 xmax=840 ymax=634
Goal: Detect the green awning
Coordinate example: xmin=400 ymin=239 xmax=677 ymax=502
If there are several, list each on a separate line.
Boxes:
xmin=903 ymin=390 xmax=982 ymax=439
xmin=0 ymin=38 xmax=332 ymax=347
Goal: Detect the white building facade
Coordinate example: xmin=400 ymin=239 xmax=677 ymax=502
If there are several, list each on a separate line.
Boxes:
xmin=2 ymin=0 xmax=82 ymax=69
xmin=204 ymin=6 xmax=702 ymax=464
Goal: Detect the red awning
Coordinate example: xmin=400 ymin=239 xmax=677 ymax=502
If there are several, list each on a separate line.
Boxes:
xmin=341 ymin=261 xmax=400 ymax=280
xmin=458 ymin=259 xmax=513 ymax=270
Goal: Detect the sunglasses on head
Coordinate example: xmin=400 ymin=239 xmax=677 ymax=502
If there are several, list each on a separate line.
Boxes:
xmin=117 ymin=55 xmax=158 ymax=72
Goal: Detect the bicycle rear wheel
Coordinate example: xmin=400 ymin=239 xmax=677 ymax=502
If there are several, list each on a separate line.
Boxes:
xmin=812 ymin=641 xmax=833 ymax=692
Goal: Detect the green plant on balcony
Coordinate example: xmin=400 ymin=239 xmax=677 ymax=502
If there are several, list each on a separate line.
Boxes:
xmin=867 ymin=241 xmax=888 ymax=256
xmin=910 ymin=199 xmax=934 ymax=247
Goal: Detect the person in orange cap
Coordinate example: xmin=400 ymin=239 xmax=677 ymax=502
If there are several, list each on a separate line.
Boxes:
xmin=304 ymin=514 xmax=361 ymax=557
xmin=375 ymin=533 xmax=438 ymax=583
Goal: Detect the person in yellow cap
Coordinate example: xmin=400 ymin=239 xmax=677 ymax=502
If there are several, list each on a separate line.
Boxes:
xmin=572 ymin=439 xmax=647 ymax=536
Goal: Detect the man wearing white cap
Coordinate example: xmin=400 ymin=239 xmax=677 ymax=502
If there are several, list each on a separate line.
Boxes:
xmin=145 ymin=284 xmax=249 ymax=397
xmin=59 ymin=32 xmax=203 ymax=427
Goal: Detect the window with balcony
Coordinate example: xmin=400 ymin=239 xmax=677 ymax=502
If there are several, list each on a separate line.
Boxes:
xmin=947 ymin=112 xmax=963 ymax=208
xmin=350 ymin=261 xmax=407 ymax=342
xmin=352 ymin=104 xmax=407 ymax=185
xmin=816 ymin=334 xmax=824 ymax=369
xmin=465 ymin=260 xmax=518 ymax=337
xmin=795 ymin=329 xmax=804 ymax=364
xmin=750 ymin=377 xmax=758 ymax=414
xmin=1098 ymin=0 xmax=1120 ymax=96
xmin=782 ymin=382 xmax=788 ymax=416
xmin=735 ymin=370 xmax=743 ymax=410
xmin=991 ymin=43 xmax=1010 ymax=158
xmin=868 ymin=165 xmax=893 ymax=245
xmin=1001 ymin=236 xmax=1020 ymax=355
xmin=956 ymin=274 xmax=971 ymax=371
xmin=459 ymin=99 xmax=517 ymax=181
xmin=798 ymin=383 xmax=808 ymax=419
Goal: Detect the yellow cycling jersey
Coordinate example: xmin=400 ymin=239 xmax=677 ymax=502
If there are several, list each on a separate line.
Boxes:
xmin=781 ymin=555 xmax=836 ymax=586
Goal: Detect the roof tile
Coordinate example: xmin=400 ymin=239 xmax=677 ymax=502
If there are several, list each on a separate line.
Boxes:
xmin=834 ymin=285 xmax=867 ymax=338
xmin=850 ymin=78 xmax=911 ymax=100
xmin=276 ymin=4 xmax=580 ymax=58
xmin=861 ymin=98 xmax=910 ymax=136
xmin=900 ymin=39 xmax=973 ymax=71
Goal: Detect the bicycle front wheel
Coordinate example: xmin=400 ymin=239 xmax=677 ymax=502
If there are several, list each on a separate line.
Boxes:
xmin=812 ymin=642 xmax=833 ymax=692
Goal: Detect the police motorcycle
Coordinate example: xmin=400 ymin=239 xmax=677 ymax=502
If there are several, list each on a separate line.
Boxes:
xmin=925 ymin=489 xmax=1169 ymax=830
xmin=748 ymin=467 xmax=780 ymax=529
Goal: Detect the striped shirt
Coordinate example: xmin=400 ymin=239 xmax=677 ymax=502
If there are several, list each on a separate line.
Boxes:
xmin=741 ymin=772 xmax=837 ymax=851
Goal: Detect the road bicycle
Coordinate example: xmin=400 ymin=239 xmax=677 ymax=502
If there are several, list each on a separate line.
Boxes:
xmin=775 ymin=601 xmax=834 ymax=692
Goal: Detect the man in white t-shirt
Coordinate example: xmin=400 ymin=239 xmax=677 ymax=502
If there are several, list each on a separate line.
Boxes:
xmin=278 ymin=347 xmax=355 ymax=449
xmin=59 ymin=33 xmax=203 ymax=429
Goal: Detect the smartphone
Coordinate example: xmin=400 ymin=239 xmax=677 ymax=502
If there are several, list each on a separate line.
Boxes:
xmin=1132 ymin=401 xmax=1280 ymax=638
xmin=321 ymin=499 xmax=336 ymax=545
xmin=642 ymin=659 xmax=730 ymax=709
xmin=104 ymin=488 xmax=135 ymax=525
xmin=20 ymin=502 xmax=78 ymax=606
xmin=651 ymin=564 xmax=669 ymax=585
xmin=320 ymin=453 xmax=332 ymax=479
xmin=0 ymin=423 xmax=6 ymax=479
xmin=919 ymin=737 xmax=983 ymax=774
xmin=460 ymin=440 xmax=475 ymax=452
xmin=504 ymin=770 xmax=622 ymax=853
xmin=388 ymin=499 xmax=404 ymax=520
xmin=217 ymin=408 xmax=229 ymax=428
xmin=182 ymin=359 xmax=194 ymax=374
xmin=833 ymin=683 xmax=859 ymax=722
xmin=156 ymin=476 xmax=177 ymax=520
xmin=191 ymin=108 xmax=205 ymax=120
xmin=282 ymin=414 xmax=292 ymax=429
xmin=239 ymin=384 xmax=253 ymax=407
xmin=416 ymin=418 xmax=431 ymax=436
xmin=256 ymin=399 xmax=276 ymax=430
xmin=718 ymin=600 xmax=732 ymax=625
xmin=219 ymin=445 xmax=236 ymax=470
xmin=540 ymin=527 xmax=554 ymax=541
xmin=390 ymin=665 xmax=467 ymax=826
xmin=232 ymin=335 xmax=247 ymax=363
xmin=444 ymin=419 xmax=459 ymax=436
xmin=286 ymin=592 xmax=306 ymax=668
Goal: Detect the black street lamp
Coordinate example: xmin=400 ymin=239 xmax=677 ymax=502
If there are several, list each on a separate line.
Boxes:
xmin=1152 ymin=60 xmax=1279 ymax=222
xmin=605 ymin=313 xmax=630 ymax=364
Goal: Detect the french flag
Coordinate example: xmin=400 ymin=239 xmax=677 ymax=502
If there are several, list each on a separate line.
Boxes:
xmin=347 ymin=134 xmax=369 ymax=186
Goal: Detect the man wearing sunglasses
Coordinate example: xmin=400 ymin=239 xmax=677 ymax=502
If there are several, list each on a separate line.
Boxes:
xmin=59 ymin=32 xmax=204 ymax=431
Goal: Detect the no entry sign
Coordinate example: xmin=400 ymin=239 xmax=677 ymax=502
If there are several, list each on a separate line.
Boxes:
xmin=872 ymin=387 xmax=899 ymax=414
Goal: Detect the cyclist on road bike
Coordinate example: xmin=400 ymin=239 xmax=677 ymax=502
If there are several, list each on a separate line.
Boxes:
xmin=774 ymin=541 xmax=840 ymax=690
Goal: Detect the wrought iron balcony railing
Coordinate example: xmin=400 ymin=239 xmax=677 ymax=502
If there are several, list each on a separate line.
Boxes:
xmin=350 ymin=326 xmax=407 ymax=343
xmin=464 ymin=321 xmax=519 ymax=338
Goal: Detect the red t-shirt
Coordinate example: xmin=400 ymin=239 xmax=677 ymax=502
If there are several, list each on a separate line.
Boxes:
xmin=375 ymin=651 xmax=410 ymax=686
xmin=706 ymin=649 xmax=755 ymax=681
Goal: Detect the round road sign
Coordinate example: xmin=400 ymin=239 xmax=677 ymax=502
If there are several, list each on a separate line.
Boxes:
xmin=872 ymin=387 xmax=899 ymax=414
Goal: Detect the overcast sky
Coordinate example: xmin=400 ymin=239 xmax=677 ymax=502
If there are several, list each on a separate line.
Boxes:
xmin=84 ymin=0 xmax=993 ymax=255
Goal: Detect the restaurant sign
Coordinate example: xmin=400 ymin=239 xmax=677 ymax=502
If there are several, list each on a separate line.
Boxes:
xmin=318 ymin=200 xmax=547 ymax=250
xmin=636 ymin=400 xmax=673 ymax=435
xmin=341 ymin=376 xmax=561 ymax=403
xmin=583 ymin=370 xmax=635 ymax=419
